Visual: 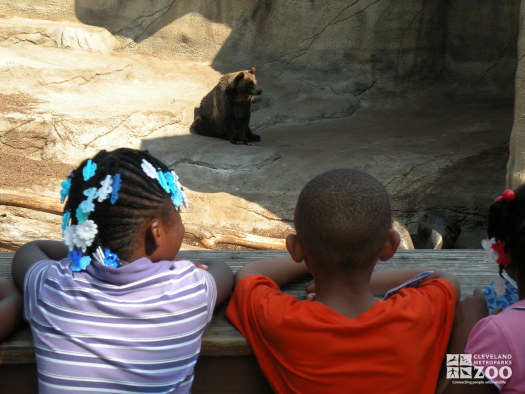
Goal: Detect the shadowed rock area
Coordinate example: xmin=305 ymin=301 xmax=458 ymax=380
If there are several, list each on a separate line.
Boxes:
xmin=0 ymin=0 xmax=519 ymax=249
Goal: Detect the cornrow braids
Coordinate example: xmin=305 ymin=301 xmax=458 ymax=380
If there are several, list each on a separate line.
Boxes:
xmin=488 ymin=185 xmax=525 ymax=269
xmin=62 ymin=148 xmax=181 ymax=262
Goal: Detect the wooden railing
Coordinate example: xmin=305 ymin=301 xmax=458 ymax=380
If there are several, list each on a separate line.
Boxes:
xmin=0 ymin=249 xmax=490 ymax=393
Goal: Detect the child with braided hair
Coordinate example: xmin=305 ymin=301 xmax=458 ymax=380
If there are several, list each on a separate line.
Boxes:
xmin=12 ymin=148 xmax=233 ymax=394
xmin=443 ymin=187 xmax=525 ymax=394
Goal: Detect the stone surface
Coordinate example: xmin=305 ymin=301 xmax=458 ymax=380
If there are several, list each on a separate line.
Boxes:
xmin=0 ymin=16 xmax=118 ymax=53
xmin=507 ymin=3 xmax=525 ymax=188
xmin=1 ymin=1 xmax=519 ymax=105
xmin=0 ymin=1 xmax=519 ymax=249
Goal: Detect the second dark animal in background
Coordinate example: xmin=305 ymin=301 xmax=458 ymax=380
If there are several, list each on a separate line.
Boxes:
xmin=192 ymin=67 xmax=262 ymax=145
xmin=416 ymin=211 xmax=461 ymax=249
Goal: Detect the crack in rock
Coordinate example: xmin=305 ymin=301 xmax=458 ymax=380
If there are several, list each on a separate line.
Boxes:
xmin=173 ymin=152 xmax=282 ymax=172
xmin=474 ymin=33 xmax=519 ymax=86
xmin=385 ymin=153 xmax=458 ymax=192
xmin=262 ymin=0 xmax=384 ymax=74
xmin=234 ymin=205 xmax=286 ymax=222
xmin=115 ymin=1 xmax=175 ymax=42
xmin=395 ymin=6 xmax=425 ymax=77
xmin=42 ymin=65 xmax=130 ymax=86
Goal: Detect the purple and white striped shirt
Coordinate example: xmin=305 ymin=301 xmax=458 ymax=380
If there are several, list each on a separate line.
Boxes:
xmin=24 ymin=257 xmax=217 ymax=393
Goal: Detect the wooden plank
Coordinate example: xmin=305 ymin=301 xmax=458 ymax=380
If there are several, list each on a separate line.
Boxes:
xmin=0 ymin=363 xmax=38 ymax=394
xmin=193 ymin=356 xmax=271 ymax=393
xmin=0 ymin=253 xmax=13 ymax=280
xmin=0 ymin=249 xmax=492 ymax=364
xmin=0 ymin=329 xmax=35 ymax=364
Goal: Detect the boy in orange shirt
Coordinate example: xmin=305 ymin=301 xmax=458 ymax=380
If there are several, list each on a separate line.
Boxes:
xmin=226 ymin=169 xmax=459 ymax=394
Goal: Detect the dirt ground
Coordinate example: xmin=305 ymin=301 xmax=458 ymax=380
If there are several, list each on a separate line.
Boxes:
xmin=0 ymin=152 xmax=70 ymax=191
xmin=0 ymin=93 xmax=513 ymax=252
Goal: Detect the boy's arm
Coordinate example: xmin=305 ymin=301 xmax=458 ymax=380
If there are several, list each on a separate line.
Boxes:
xmin=370 ymin=269 xmax=460 ymax=298
xmin=234 ymin=257 xmax=309 ymax=287
xmin=12 ymin=240 xmax=68 ymax=291
xmin=0 ymin=279 xmax=22 ymax=341
xmin=194 ymin=260 xmax=234 ymax=308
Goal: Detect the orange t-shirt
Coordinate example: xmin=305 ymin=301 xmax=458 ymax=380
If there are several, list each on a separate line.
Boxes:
xmin=226 ymin=275 xmax=457 ymax=394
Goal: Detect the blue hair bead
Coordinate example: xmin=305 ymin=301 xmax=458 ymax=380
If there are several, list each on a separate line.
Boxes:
xmin=60 ymin=178 xmax=72 ymax=203
xmin=110 ymin=174 xmax=121 ymax=205
xmin=82 ymin=160 xmax=97 ymax=181
xmin=68 ymin=248 xmax=92 ymax=272
xmin=61 ymin=211 xmax=71 ymax=232
xmin=157 ymin=171 xmax=170 ymax=194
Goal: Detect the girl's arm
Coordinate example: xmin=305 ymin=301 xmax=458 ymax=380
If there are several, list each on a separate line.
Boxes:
xmin=305 ymin=268 xmax=460 ymax=299
xmin=370 ymin=269 xmax=460 ymax=298
xmin=12 ymin=240 xmax=68 ymax=291
xmin=0 ymin=279 xmax=22 ymax=341
xmin=437 ymin=290 xmax=493 ymax=394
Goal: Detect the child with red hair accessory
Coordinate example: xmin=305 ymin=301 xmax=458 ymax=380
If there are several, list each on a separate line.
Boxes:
xmin=481 ymin=189 xmax=519 ymax=312
xmin=443 ymin=186 xmax=525 ymax=394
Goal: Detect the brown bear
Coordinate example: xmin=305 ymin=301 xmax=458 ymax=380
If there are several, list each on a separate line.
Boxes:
xmin=192 ymin=67 xmax=262 ymax=145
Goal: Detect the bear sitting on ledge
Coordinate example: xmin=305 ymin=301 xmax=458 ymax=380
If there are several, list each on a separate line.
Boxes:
xmin=192 ymin=67 xmax=262 ymax=145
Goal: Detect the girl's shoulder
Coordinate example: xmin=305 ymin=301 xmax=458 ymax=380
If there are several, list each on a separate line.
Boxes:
xmin=470 ymin=299 xmax=525 ymax=343
xmin=26 ymin=258 xmax=70 ymax=280
xmin=507 ymin=298 xmax=525 ymax=311
xmin=498 ymin=298 xmax=525 ymax=324
xmin=163 ymin=259 xmax=213 ymax=281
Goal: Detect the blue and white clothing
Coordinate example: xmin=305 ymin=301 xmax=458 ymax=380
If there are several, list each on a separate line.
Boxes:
xmin=24 ymin=257 xmax=217 ymax=393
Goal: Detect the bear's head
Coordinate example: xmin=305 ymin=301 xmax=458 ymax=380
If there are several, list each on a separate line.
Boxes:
xmin=229 ymin=67 xmax=262 ymax=101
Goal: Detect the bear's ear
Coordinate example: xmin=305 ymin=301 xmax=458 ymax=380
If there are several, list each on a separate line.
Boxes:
xmin=234 ymin=72 xmax=244 ymax=82
xmin=248 ymin=67 xmax=256 ymax=74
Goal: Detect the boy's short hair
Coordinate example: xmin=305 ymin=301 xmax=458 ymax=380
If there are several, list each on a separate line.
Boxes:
xmin=294 ymin=169 xmax=392 ymax=271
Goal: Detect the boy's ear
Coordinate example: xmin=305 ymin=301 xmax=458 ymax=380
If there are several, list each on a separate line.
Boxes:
xmin=379 ymin=229 xmax=400 ymax=262
xmin=286 ymin=234 xmax=305 ymax=263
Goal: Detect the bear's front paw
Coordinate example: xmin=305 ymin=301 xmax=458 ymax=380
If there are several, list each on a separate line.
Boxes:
xmin=230 ymin=139 xmax=251 ymax=146
xmin=248 ymin=133 xmax=261 ymax=142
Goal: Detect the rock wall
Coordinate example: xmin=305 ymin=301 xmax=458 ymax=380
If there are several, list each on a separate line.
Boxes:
xmin=507 ymin=1 xmax=525 ymax=188
xmin=445 ymin=0 xmax=520 ymax=91
xmin=0 ymin=0 xmax=520 ymax=249
xmin=1 ymin=0 xmax=519 ymax=96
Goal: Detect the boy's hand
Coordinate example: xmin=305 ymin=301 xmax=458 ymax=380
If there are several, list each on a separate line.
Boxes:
xmin=305 ymin=279 xmax=316 ymax=301
xmin=305 ymin=279 xmax=315 ymax=294
xmin=192 ymin=262 xmax=209 ymax=270
xmin=458 ymin=288 xmax=488 ymax=321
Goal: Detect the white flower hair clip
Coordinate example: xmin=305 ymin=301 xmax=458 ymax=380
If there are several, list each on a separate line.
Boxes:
xmin=141 ymin=159 xmax=158 ymax=180
xmin=482 ymin=238 xmax=499 ymax=265
xmin=63 ymin=220 xmax=98 ymax=252
xmin=141 ymin=159 xmax=188 ymax=211
xmin=97 ymin=175 xmax=113 ymax=203
xmin=482 ymin=237 xmax=511 ymax=268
